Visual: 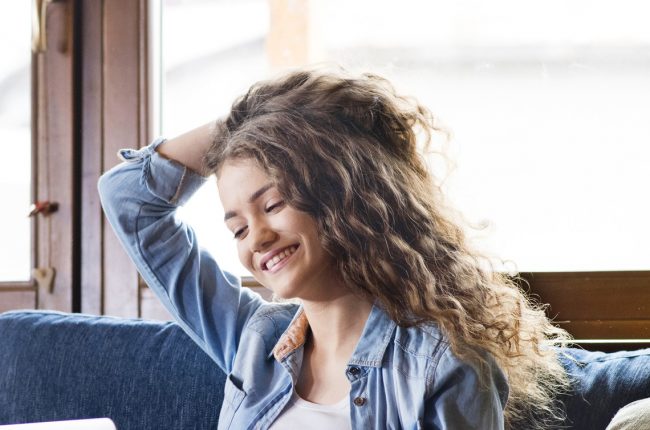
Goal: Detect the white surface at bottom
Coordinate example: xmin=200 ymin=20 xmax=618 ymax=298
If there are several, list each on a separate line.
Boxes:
xmin=0 ymin=418 xmax=117 ymax=430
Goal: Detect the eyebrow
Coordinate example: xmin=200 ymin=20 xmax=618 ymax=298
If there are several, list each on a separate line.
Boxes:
xmin=223 ymin=183 xmax=274 ymax=221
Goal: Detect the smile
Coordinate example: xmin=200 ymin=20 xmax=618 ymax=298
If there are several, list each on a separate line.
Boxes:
xmin=264 ymin=245 xmax=299 ymax=272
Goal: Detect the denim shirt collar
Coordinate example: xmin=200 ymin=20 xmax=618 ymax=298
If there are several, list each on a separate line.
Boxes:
xmin=270 ymin=302 xmax=397 ymax=368
xmin=271 ymin=308 xmax=309 ymax=362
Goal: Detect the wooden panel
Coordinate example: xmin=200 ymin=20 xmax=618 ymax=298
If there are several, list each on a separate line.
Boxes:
xmin=138 ymin=0 xmax=151 ymax=146
xmin=0 ymin=290 xmax=37 ymax=312
xmin=35 ymin=0 xmax=76 ymax=312
xmin=101 ymin=0 xmax=145 ymax=317
xmin=80 ymin=0 xmax=104 ymax=315
xmin=522 ymin=272 xmax=650 ymax=320
xmin=559 ymin=320 xmax=650 ymax=340
xmin=522 ymin=271 xmax=650 ymax=341
xmin=572 ymin=341 xmax=650 ymax=353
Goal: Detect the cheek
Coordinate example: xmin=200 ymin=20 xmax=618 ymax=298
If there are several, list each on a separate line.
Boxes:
xmin=294 ymin=217 xmax=326 ymax=256
xmin=237 ymin=243 xmax=254 ymax=271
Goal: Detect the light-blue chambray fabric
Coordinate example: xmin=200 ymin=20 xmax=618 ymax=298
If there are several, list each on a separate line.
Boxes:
xmin=97 ymin=138 xmax=510 ymax=429
xmin=99 ymin=139 xmax=508 ymax=430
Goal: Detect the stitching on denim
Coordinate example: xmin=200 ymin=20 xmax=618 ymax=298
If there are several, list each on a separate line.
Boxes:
xmin=394 ymin=330 xmax=444 ymax=359
xmin=248 ymin=305 xmax=296 ymax=333
xmin=352 ymin=320 xmax=397 ymax=366
xmin=391 ymin=359 xmax=429 ymax=380
xmin=245 ymin=313 xmax=279 ymax=339
xmin=427 ymin=343 xmax=452 ymax=394
xmin=170 ymin=167 xmax=187 ymax=205
xmin=394 ymin=340 xmax=439 ymax=361
xmin=264 ymin=313 xmax=282 ymax=342
xmin=248 ymin=382 xmax=293 ymax=429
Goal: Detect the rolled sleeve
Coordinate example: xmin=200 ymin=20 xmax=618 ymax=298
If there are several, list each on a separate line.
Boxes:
xmin=114 ymin=138 xmax=205 ymax=205
xmin=98 ymin=138 xmax=264 ymax=373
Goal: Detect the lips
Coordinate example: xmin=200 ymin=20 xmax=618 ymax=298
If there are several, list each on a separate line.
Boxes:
xmin=260 ymin=245 xmax=299 ymax=271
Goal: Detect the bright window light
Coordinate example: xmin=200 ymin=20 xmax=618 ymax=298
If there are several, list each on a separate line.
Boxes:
xmin=0 ymin=3 xmax=32 ymax=281
xmin=159 ymin=0 xmax=650 ymax=275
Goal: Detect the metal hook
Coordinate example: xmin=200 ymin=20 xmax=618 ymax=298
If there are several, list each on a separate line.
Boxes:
xmin=32 ymin=0 xmax=55 ymax=53
xmin=28 ymin=201 xmax=59 ymax=217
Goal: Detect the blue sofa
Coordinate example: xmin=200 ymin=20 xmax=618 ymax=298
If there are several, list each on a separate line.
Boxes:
xmin=1 ymin=310 xmax=649 ymax=429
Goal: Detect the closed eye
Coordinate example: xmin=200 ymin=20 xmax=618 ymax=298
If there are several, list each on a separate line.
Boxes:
xmin=265 ymin=200 xmax=285 ymax=213
xmin=233 ymin=226 xmax=247 ymax=239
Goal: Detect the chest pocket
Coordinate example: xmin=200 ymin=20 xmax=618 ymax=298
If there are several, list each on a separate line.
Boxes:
xmin=219 ymin=374 xmax=247 ymax=429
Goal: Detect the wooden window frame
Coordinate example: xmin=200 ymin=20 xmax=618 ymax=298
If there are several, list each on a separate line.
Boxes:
xmin=79 ymin=0 xmax=150 ymax=317
xmin=0 ymin=0 xmax=76 ymax=313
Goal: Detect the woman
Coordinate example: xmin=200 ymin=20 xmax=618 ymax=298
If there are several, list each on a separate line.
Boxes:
xmin=99 ymin=69 xmax=570 ymax=429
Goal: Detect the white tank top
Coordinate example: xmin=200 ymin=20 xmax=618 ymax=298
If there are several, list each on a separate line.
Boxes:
xmin=269 ymin=390 xmax=352 ymax=429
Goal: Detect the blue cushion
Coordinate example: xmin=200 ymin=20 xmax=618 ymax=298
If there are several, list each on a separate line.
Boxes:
xmin=559 ymin=347 xmax=650 ymax=429
xmin=0 ymin=311 xmax=226 ymax=429
xmin=2 ymin=311 xmax=650 ymax=429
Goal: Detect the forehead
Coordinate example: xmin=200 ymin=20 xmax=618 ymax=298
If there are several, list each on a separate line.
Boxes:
xmin=217 ymin=158 xmax=266 ymax=182
xmin=217 ymin=159 xmax=274 ymax=205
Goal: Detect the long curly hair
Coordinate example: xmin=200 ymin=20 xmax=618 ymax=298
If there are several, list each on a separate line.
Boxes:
xmin=204 ymin=68 xmax=571 ymax=429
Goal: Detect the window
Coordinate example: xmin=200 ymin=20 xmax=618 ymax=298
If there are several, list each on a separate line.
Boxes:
xmin=159 ymin=0 xmax=650 ymax=275
xmin=0 ymin=3 xmax=31 ymax=282
xmin=0 ymin=0 xmax=76 ymax=312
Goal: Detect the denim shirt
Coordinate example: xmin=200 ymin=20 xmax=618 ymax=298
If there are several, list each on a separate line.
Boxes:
xmin=98 ymin=138 xmax=509 ymax=430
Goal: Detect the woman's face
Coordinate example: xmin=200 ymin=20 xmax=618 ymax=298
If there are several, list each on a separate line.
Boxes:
xmin=217 ymin=158 xmax=339 ymax=300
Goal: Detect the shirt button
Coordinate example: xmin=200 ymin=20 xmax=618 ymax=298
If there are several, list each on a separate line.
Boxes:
xmin=348 ymin=366 xmax=361 ymax=376
xmin=353 ymin=397 xmax=367 ymax=407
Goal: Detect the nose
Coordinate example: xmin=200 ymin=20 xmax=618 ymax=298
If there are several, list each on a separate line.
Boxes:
xmin=249 ymin=220 xmax=277 ymax=253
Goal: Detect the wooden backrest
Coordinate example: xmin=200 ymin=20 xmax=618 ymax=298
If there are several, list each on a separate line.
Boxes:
xmin=521 ymin=271 xmax=650 ymax=351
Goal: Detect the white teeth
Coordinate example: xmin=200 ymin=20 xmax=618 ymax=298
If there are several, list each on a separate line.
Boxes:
xmin=265 ymin=246 xmax=297 ymax=270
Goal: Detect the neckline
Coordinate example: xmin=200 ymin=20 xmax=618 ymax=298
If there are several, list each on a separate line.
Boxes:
xmin=291 ymin=390 xmax=349 ymax=411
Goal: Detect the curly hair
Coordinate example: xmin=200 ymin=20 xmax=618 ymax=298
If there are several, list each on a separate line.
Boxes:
xmin=204 ymin=68 xmax=571 ymax=429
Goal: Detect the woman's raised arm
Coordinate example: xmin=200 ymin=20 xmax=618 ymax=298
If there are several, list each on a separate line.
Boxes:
xmin=97 ymin=124 xmax=265 ymax=374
